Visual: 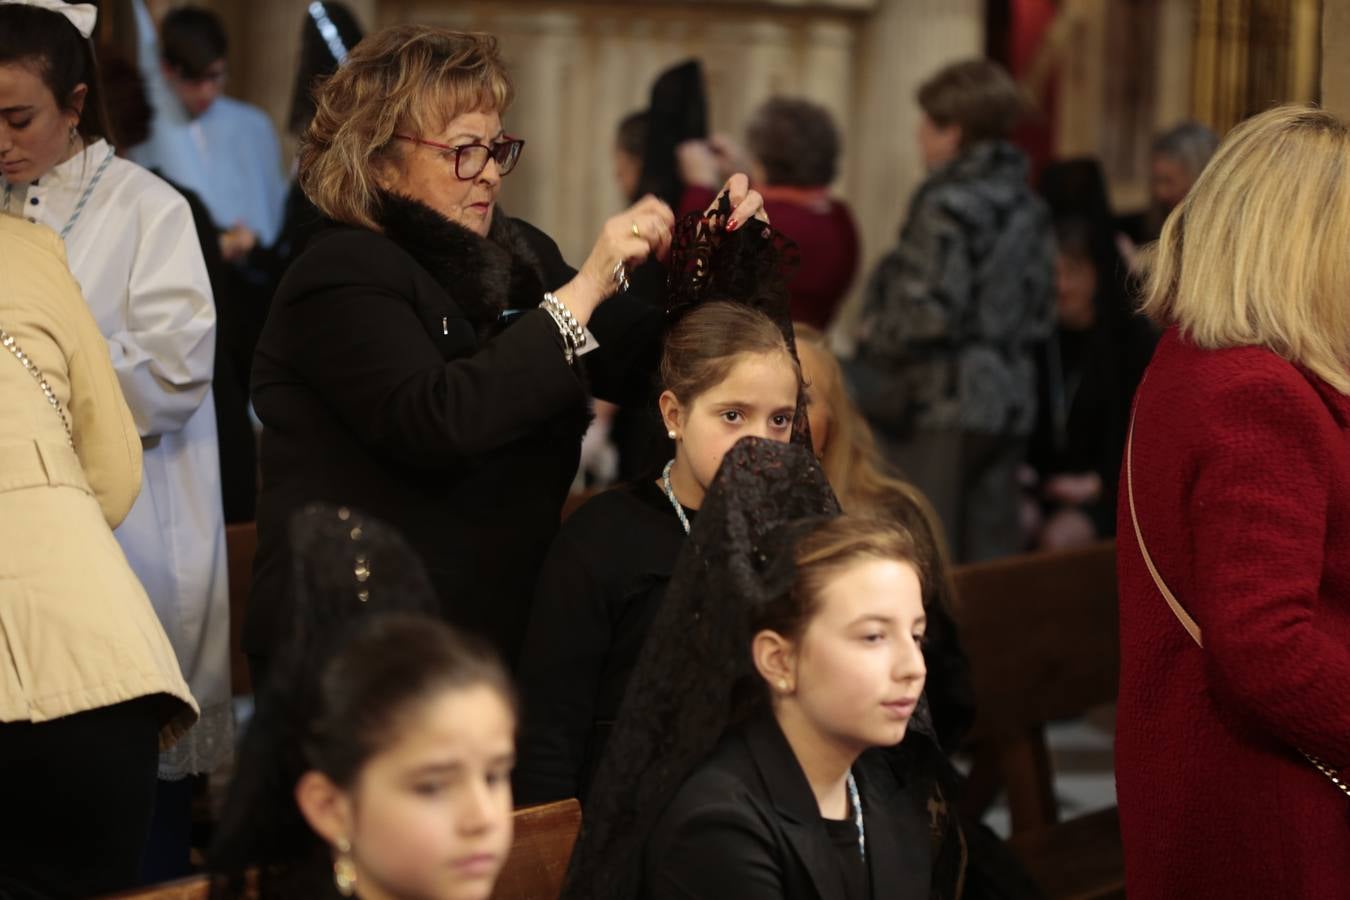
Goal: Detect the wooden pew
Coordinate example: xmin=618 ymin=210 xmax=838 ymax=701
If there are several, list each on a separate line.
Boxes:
xmin=104 ymin=799 xmax=582 ymax=900
xmin=225 ymin=521 xmax=257 ymax=697
xmin=952 ymin=541 xmax=1124 ymax=900
xmin=491 ymin=798 xmax=583 ymax=899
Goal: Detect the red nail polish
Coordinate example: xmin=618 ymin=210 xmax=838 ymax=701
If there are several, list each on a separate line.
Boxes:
xmin=727 ymin=219 xmax=739 ymax=232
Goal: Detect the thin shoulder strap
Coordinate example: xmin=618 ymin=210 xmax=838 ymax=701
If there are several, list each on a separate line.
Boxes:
xmin=1130 ymin=396 xmax=1350 ymax=799
xmin=1126 ymin=404 xmax=1204 ymax=647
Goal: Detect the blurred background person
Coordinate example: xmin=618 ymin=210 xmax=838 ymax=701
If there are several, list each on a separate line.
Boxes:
xmin=679 ymin=97 xmax=861 ymax=331
xmin=1118 ymin=120 xmax=1219 ymax=264
xmin=847 ymin=58 xmax=1055 ymax=563
xmin=99 ymin=45 xmax=258 ymax=524
xmin=131 ymin=1 xmax=286 ymax=258
xmin=1026 ymin=158 xmax=1157 ymax=550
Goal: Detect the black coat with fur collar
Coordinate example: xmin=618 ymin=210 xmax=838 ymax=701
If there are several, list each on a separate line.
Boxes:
xmin=245 ymin=193 xmax=665 ymax=669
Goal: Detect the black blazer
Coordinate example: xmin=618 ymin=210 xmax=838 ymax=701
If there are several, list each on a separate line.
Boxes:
xmin=514 ymin=479 xmax=690 ymax=805
xmin=644 ymin=713 xmax=933 ymax=900
xmin=245 ymin=194 xmax=663 ymax=670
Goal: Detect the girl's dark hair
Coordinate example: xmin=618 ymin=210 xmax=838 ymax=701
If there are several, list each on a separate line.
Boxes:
xmin=0 ymin=3 xmax=113 ymax=144
xmin=660 ymin=301 xmax=801 ymax=404
xmin=305 ymin=613 xmax=514 ymax=787
xmin=287 ymin=2 xmax=364 ymax=136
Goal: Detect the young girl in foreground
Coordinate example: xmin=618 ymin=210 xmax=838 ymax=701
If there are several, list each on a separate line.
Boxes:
xmin=514 ymin=301 xmax=801 ymax=805
xmin=565 ymin=438 xmax=963 ymax=900
xmin=210 ymin=507 xmax=517 ymax=900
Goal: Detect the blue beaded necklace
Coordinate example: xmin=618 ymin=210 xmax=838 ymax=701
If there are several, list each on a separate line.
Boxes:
xmin=3 ymin=144 xmax=115 ymax=240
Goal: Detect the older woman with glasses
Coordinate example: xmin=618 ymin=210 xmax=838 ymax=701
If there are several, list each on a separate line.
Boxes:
xmin=244 ymin=26 xmax=763 ymax=689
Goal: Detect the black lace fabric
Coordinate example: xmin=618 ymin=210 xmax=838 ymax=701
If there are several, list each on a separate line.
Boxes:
xmin=562 ymin=438 xmax=964 ymax=900
xmin=208 ymin=504 xmax=443 ymax=899
xmin=664 ymin=192 xmax=812 ymax=448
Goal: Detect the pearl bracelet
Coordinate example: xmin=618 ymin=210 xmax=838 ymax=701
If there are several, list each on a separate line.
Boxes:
xmin=541 ymin=292 xmax=586 ymax=348
xmin=539 ymin=293 xmax=587 ymax=365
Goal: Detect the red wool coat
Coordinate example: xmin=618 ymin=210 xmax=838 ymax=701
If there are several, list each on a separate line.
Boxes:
xmin=1116 ymin=328 xmax=1350 ymax=899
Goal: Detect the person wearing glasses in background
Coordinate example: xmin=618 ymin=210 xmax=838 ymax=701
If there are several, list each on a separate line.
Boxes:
xmin=244 ymin=25 xmax=764 ymax=693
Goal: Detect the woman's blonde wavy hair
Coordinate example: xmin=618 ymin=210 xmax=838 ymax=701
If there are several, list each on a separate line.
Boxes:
xmin=794 ymin=325 xmax=949 ymax=540
xmin=1141 ymin=104 xmax=1350 ymax=394
xmin=299 ymin=26 xmax=514 ymax=232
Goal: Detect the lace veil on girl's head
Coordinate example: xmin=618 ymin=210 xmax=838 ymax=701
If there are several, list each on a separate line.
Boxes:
xmin=663 ymin=191 xmax=811 ymax=446
xmin=209 ymin=503 xmax=443 ymax=898
xmin=562 ymin=437 xmax=955 ymax=899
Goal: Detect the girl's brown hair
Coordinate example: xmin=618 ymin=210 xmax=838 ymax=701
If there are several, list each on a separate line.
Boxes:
xmin=661 ymin=302 xmax=802 ymax=403
xmin=752 ymin=516 xmax=925 ymax=641
xmin=300 ymin=26 xmax=513 ymax=231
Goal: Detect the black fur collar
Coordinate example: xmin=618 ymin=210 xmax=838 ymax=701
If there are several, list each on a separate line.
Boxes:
xmin=375 ymin=190 xmax=549 ymax=327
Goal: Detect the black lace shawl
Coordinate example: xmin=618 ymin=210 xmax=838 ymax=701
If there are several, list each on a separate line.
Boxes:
xmin=562 ymin=438 xmax=964 ymax=900
xmin=208 ymin=504 xmax=443 ymax=899
xmin=665 ymin=192 xmax=810 ymax=447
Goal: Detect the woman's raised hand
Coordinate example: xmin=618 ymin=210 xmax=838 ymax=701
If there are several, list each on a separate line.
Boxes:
xmin=558 ymin=196 xmax=675 ymax=323
xmin=711 ymin=173 xmax=768 ymax=228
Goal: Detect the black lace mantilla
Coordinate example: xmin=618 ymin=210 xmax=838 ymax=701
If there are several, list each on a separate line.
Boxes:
xmin=664 ymin=192 xmax=811 ymax=446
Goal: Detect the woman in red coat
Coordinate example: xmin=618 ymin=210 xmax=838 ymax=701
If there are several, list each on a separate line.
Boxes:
xmin=1118 ymin=104 xmax=1350 ymax=898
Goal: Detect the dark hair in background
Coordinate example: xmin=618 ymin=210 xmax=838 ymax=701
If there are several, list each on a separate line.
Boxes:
xmin=97 ymin=47 xmax=153 ymax=149
xmin=615 ymin=109 xmax=649 ymax=162
xmin=917 ymin=57 xmax=1027 ymax=146
xmin=745 ymin=96 xmax=841 ymax=188
xmin=160 ymin=6 xmax=228 ymax=78
xmin=208 ymin=505 xmax=514 ymax=898
xmin=0 ymin=3 xmax=113 ymax=144
xmin=1039 ymin=158 xmax=1133 ymax=325
xmin=637 ymin=59 xmax=707 ymax=209
xmin=660 ymin=301 xmax=800 ymax=405
xmin=288 ymin=2 xmax=364 ymax=136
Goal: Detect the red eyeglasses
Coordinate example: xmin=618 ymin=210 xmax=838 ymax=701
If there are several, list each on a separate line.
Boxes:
xmin=393 ymin=133 xmax=525 ymax=179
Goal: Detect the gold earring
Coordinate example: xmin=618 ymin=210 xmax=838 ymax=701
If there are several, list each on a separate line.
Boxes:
xmin=777 ymin=679 xmax=789 ymax=692
xmin=334 ymin=838 xmax=357 ymax=897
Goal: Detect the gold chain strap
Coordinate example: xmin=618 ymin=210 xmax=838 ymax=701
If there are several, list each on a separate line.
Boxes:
xmin=1305 ymin=753 xmax=1350 ymax=800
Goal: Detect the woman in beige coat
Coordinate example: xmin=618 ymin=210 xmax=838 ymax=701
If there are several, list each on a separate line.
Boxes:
xmin=0 ymin=216 xmax=198 ymax=899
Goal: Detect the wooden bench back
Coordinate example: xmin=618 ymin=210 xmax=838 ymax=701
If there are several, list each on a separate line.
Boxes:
xmin=106 ymin=799 xmax=583 ymax=900
xmin=490 ymin=799 xmax=583 ymax=899
xmin=954 ymin=541 xmax=1119 ymax=744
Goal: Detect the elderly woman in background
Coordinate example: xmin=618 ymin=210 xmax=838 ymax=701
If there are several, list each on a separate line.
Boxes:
xmin=679 ymin=97 xmax=859 ymax=330
xmin=1118 ymin=119 xmax=1219 ymax=263
xmin=245 ymin=26 xmax=763 ymax=687
xmin=1119 ymin=105 xmax=1350 ymax=898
